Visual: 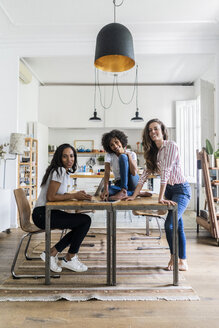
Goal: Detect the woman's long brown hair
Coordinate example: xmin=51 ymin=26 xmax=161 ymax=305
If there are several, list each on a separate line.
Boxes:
xmin=41 ymin=144 xmax=77 ymax=186
xmin=142 ymin=119 xmax=168 ymax=173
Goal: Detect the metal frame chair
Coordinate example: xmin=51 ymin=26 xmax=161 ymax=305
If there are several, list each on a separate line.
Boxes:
xmin=11 ymin=188 xmax=60 ymax=279
xmin=132 ymin=210 xmax=167 ymax=250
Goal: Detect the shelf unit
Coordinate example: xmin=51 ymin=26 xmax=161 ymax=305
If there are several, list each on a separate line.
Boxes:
xmin=48 ymin=151 xmax=144 ymax=156
xmin=48 ymin=149 xmax=145 ymax=172
xmin=18 ymin=137 xmax=38 ymax=210
xmin=210 ymin=172 xmax=219 ymax=202
xmin=196 ymin=150 xmax=219 ymax=245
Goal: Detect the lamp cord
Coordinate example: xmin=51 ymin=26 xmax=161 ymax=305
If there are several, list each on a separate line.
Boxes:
xmin=136 ymin=64 xmax=139 ymax=111
xmin=97 ymin=70 xmax=116 ymax=110
xmin=116 ymin=68 xmax=137 ymax=105
xmin=97 ymin=66 xmax=138 ymax=109
xmin=113 ymin=0 xmax=124 ymax=23
xmin=94 ymin=68 xmax=97 ymax=112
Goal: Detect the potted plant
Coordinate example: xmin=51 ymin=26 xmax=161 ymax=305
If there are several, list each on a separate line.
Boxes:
xmin=97 ymin=155 xmax=105 ymax=165
xmin=214 ymin=148 xmax=219 ymax=168
xmin=0 ymin=143 xmax=9 ymax=163
xmin=206 ymin=139 xmax=215 ymax=168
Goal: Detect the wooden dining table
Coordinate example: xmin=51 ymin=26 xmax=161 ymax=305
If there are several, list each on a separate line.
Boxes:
xmin=45 ymin=194 xmax=178 ymax=286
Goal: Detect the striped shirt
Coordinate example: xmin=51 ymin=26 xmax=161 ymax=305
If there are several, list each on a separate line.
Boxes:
xmin=139 ymin=140 xmax=186 ymax=186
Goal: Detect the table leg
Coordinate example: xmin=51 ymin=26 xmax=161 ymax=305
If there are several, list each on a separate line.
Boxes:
xmin=112 ymin=209 xmax=117 ymax=286
xmin=73 ymin=178 xmax=77 ymax=190
xmin=172 ymin=207 xmax=179 ymax=286
xmin=45 ymin=206 xmax=51 ymax=285
xmin=107 ymin=210 xmax=112 ymax=285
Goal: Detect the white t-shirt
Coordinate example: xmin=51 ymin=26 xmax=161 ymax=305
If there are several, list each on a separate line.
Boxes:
xmin=105 ymin=151 xmax=137 ymax=181
xmin=35 ymin=167 xmax=70 ymax=207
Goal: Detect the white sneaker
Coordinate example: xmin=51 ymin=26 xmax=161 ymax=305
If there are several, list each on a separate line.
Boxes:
xmin=61 ymin=255 xmax=88 ymax=272
xmin=40 ymin=252 xmax=62 ymax=273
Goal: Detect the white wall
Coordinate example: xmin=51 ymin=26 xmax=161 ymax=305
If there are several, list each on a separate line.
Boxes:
xmin=105 ymin=85 xmax=195 ymax=128
xmin=39 ymin=85 xmax=195 ymax=128
xmin=49 ymin=128 xmax=143 ymax=151
xmin=0 ymin=52 xmax=19 ymax=228
xmin=49 ymin=127 xmax=176 ymax=151
xmin=0 ymin=56 xmax=40 ymax=228
xmin=194 ymin=56 xmax=218 ymax=149
xmin=33 ymin=122 xmax=49 ymax=192
xmin=200 ymin=80 xmax=215 ymax=148
xmin=18 ymin=75 xmax=39 ymax=133
xmin=19 ymin=75 xmax=47 ymax=195
xmin=194 ymin=78 xmax=215 ymax=149
xmin=200 ymin=57 xmax=216 ymax=85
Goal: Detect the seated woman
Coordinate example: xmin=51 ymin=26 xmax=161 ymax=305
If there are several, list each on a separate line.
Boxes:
xmin=32 ymin=143 xmax=92 ymax=273
xmin=100 ymin=129 xmax=139 ymax=201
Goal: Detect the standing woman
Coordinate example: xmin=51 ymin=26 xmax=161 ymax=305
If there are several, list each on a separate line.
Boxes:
xmin=126 ymin=119 xmax=191 ymax=271
xmin=32 ymin=143 xmax=92 ymax=273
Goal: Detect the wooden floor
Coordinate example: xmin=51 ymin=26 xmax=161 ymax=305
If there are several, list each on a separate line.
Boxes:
xmin=1 ymin=227 xmax=219 ymax=328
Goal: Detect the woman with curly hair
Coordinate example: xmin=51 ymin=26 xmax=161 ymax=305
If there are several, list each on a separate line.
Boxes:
xmin=32 ymin=143 xmax=92 ymax=273
xmin=125 ymin=119 xmax=191 ymax=271
xmin=101 ymin=129 xmax=139 ymax=200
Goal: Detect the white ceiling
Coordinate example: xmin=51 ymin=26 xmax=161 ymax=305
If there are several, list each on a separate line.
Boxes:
xmin=1 ymin=0 xmax=219 ymax=30
xmin=1 ymin=0 xmax=218 ymax=84
xmin=22 ymin=54 xmax=215 ymax=84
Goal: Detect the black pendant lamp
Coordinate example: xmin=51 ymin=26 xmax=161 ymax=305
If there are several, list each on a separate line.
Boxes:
xmin=89 ymin=110 xmax=101 ymax=121
xmin=131 ymin=65 xmax=144 ymax=122
xmin=131 ymin=110 xmax=144 ymax=122
xmin=94 ymin=0 xmax=135 ymax=73
xmin=89 ymin=69 xmax=102 ymax=121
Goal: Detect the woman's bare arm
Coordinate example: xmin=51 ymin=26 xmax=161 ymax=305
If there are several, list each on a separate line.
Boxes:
xmin=47 ymin=181 xmax=91 ymax=202
xmin=158 ymin=183 xmax=176 ymax=206
xmin=125 ymin=183 xmax=143 ymax=201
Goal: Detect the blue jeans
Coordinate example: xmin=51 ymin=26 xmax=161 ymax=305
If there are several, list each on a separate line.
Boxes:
xmin=109 ymin=154 xmax=139 ymax=196
xmin=164 ymin=182 xmax=191 ymax=259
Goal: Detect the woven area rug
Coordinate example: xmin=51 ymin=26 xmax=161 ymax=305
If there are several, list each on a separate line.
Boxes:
xmin=0 ymin=229 xmax=199 ymax=301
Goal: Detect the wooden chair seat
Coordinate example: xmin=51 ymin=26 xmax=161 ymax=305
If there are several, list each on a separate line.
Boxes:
xmin=74 ymin=209 xmax=95 ymax=214
xmin=20 ymin=221 xmax=42 ymax=233
xmin=132 ymin=210 xmax=167 ymax=243
xmin=132 ymin=210 xmax=167 ymax=217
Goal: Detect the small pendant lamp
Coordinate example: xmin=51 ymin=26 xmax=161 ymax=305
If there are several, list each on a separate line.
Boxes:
xmin=131 ymin=65 xmax=144 ymax=122
xmin=94 ymin=0 xmax=135 ymax=73
xmin=89 ymin=69 xmax=102 ymax=121
xmin=89 ymin=110 xmax=101 ymax=121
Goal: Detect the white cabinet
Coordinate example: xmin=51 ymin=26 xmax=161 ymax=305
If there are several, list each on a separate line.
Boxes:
xmin=0 ymin=189 xmax=11 ymax=232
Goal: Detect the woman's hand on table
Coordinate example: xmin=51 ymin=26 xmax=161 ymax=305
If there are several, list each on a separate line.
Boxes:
xmin=100 ymin=190 xmax=109 ymax=201
xmin=73 ymin=190 xmax=92 ymax=201
xmin=123 ymin=195 xmax=136 ymax=201
xmin=158 ymin=198 xmax=176 ymax=206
